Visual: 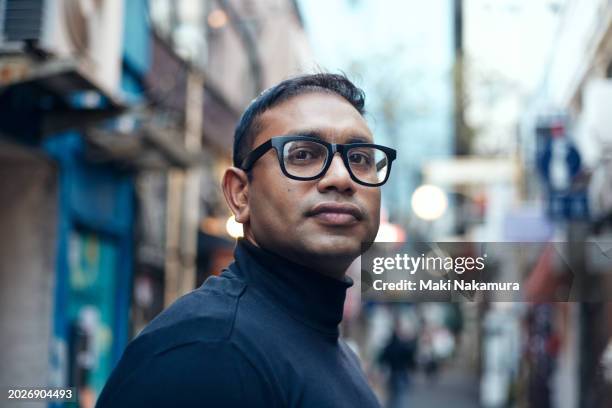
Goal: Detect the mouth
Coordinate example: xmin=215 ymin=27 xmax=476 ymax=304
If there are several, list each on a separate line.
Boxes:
xmin=306 ymin=202 xmax=363 ymax=226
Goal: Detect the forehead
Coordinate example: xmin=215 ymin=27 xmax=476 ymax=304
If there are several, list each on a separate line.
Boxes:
xmin=253 ymin=92 xmax=373 ymax=146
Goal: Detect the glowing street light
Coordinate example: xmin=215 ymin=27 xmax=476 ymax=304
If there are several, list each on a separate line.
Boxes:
xmin=208 ymin=9 xmax=228 ymax=29
xmin=411 ymin=184 xmax=448 ymax=221
xmin=226 ymin=215 xmax=243 ymax=238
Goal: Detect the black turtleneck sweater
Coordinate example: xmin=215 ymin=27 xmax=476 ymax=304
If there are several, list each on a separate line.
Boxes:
xmin=96 ymin=239 xmax=381 ymax=407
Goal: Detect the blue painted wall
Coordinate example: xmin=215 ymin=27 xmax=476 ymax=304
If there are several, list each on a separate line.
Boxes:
xmin=123 ymin=0 xmax=151 ymax=78
xmin=43 ymin=0 xmax=152 ymax=400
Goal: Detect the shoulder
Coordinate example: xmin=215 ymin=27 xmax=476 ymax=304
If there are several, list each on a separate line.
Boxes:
xmin=340 ymin=339 xmax=365 ymax=369
xmin=124 ymin=271 xmax=247 ymax=358
xmin=96 ymin=340 xmax=276 ymax=408
xmin=141 ymin=271 xmax=246 ymax=347
xmin=97 ymin=273 xmax=245 ymax=391
xmin=97 ymin=272 xmax=280 ymax=407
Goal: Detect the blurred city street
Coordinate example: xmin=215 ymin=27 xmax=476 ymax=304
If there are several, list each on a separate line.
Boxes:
xmin=407 ymin=366 xmax=479 ymax=407
xmin=2 ymin=0 xmax=612 ymax=407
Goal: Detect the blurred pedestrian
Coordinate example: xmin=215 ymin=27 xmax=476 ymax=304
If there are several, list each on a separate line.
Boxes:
xmin=419 ymin=326 xmax=441 ymax=384
xmin=378 ymin=320 xmax=417 ymax=408
xmin=96 ymin=73 xmax=397 ymax=407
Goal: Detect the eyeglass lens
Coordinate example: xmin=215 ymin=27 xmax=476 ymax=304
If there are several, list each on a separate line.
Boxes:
xmin=282 ymin=140 xmax=390 ymax=184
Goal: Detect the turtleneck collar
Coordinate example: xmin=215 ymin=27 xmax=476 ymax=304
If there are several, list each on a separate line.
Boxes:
xmin=231 ymin=238 xmax=353 ymax=337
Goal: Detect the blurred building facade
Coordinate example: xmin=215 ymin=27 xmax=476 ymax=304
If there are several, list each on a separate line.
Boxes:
xmin=515 ymin=1 xmax=612 ymax=407
xmin=373 ymin=1 xmax=612 ymax=406
xmin=0 ymin=0 xmax=313 ymax=405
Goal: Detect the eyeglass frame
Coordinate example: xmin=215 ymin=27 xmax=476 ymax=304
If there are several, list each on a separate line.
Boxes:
xmin=239 ymin=135 xmax=397 ymax=187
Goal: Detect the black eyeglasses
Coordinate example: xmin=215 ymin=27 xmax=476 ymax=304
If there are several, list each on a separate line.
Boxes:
xmin=240 ymin=135 xmax=397 ymax=187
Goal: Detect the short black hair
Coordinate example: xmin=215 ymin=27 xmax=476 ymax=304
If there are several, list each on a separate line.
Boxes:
xmin=232 ymin=73 xmax=366 ymax=167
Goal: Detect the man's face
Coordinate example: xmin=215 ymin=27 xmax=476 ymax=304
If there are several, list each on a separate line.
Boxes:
xmin=243 ymin=92 xmax=381 ymax=273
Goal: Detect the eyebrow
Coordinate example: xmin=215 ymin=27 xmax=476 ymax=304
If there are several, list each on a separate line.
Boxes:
xmin=288 ymin=129 xmax=372 ymax=144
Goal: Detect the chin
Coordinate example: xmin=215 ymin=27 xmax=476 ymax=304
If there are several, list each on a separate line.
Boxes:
xmin=305 ymin=236 xmax=363 ymax=260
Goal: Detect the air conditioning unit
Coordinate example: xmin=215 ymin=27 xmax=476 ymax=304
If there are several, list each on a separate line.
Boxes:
xmin=0 ymin=0 xmax=124 ymax=93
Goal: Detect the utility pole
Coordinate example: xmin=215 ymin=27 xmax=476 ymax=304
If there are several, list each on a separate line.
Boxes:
xmin=453 ymin=0 xmax=470 ymax=156
xmin=164 ymin=69 xmax=204 ymax=306
xmin=180 ymin=70 xmax=204 ymax=295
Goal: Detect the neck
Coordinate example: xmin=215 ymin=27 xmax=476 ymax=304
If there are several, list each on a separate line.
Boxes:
xmin=232 ymin=238 xmax=354 ymax=336
xmin=243 ymin=235 xmax=350 ymax=280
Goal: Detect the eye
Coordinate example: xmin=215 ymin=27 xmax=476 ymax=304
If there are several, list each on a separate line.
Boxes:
xmin=284 ymin=141 xmax=327 ymax=167
xmin=286 ymin=146 xmax=325 ymax=165
xmin=293 ymin=149 xmax=314 ymax=160
xmin=349 ymin=151 xmax=372 ymax=166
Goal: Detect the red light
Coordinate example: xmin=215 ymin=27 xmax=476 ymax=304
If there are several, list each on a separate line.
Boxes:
xmin=550 ymin=122 xmax=564 ymax=138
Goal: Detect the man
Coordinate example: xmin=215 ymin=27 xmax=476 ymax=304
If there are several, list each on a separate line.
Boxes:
xmin=378 ymin=320 xmax=418 ymax=408
xmin=96 ymin=73 xmax=396 ymax=407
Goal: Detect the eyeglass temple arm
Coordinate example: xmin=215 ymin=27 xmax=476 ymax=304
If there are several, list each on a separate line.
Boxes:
xmin=376 ymin=157 xmax=388 ymax=172
xmin=240 ymin=140 xmax=273 ymax=170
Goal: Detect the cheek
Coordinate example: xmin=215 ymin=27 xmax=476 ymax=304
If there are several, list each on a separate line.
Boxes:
xmin=363 ymin=190 xmax=382 ymax=234
xmin=249 ymin=164 xmax=285 ymax=220
xmin=249 ymin=180 xmax=300 ymax=228
xmin=365 ymin=189 xmax=381 ymax=219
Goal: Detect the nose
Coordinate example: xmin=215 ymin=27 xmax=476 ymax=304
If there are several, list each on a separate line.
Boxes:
xmin=317 ymin=153 xmax=355 ymax=195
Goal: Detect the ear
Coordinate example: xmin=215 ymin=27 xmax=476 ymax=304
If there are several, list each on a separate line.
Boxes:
xmin=222 ymin=167 xmax=250 ymax=224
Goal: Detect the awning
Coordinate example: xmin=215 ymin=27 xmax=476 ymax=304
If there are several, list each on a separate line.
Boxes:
xmin=0 ymin=58 xmax=126 ymax=141
xmin=1 ymin=57 xmax=202 ymax=169
xmin=85 ymin=122 xmax=207 ymax=170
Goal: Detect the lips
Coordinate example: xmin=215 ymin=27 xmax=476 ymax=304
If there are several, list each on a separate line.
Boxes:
xmin=306 ymin=202 xmax=363 ymax=226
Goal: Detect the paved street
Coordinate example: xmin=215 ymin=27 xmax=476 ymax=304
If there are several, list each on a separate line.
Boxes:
xmin=405 ymin=366 xmax=480 ymax=407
